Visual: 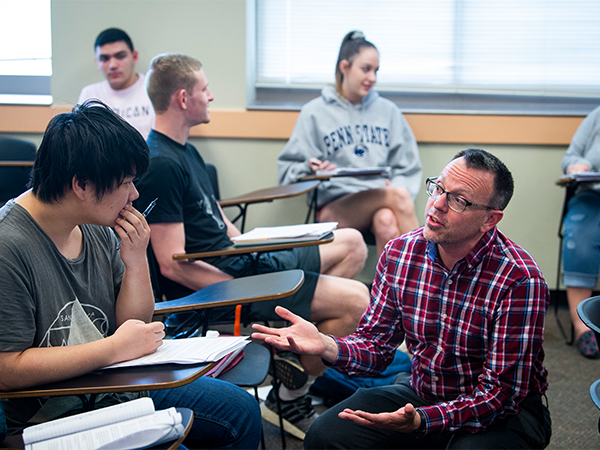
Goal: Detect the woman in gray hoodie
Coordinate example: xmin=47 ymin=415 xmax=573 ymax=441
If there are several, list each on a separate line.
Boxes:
xmin=277 ymin=31 xmax=423 ymax=256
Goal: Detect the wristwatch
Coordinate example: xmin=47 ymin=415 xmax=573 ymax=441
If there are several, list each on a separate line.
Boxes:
xmin=413 ymin=409 xmax=427 ymax=438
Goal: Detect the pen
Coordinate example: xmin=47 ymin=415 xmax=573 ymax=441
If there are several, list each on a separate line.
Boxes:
xmin=142 ymin=197 xmax=159 ymax=218
xmin=115 ymin=198 xmax=159 ymax=250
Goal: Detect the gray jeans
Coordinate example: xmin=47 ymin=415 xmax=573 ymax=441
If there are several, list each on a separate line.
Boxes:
xmin=304 ymin=372 xmax=552 ymax=449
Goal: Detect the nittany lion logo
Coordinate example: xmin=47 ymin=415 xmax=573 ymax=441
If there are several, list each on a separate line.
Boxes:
xmin=354 ymin=144 xmax=369 ymax=158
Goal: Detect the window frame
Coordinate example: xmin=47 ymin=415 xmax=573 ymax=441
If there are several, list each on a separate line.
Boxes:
xmin=0 ymin=0 xmax=52 ymax=105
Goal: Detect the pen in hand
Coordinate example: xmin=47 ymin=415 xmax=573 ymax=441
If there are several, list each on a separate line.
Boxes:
xmin=115 ymin=198 xmax=159 ymax=250
xmin=142 ymin=197 xmax=159 ymax=218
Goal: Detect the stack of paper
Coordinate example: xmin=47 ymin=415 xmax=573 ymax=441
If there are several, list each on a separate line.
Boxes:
xmin=24 ymin=398 xmax=184 ymax=450
xmin=559 ymin=171 xmax=600 ymax=183
xmin=231 ymin=222 xmax=338 ymax=247
xmin=102 ymin=336 xmax=250 ymax=369
xmin=316 ymin=166 xmax=391 ymax=178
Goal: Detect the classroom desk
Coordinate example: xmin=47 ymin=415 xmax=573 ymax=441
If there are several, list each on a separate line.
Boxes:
xmin=0 ymin=161 xmax=34 ymax=167
xmin=172 ymin=234 xmax=334 ymax=262
xmin=300 ymin=168 xmax=391 ymax=222
xmin=0 ymin=363 xmax=212 ymax=448
xmin=219 ymin=180 xmax=320 ymax=232
xmin=154 ymin=269 xmax=305 ymax=314
xmin=0 ymin=363 xmax=213 ymax=400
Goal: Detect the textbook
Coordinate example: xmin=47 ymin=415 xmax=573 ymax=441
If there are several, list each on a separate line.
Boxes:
xmin=23 ymin=398 xmax=185 ymax=450
xmin=231 ymin=222 xmax=338 ymax=247
xmin=205 ymin=347 xmax=245 ymax=378
xmin=102 ymin=335 xmax=250 ymax=369
xmin=315 ymin=166 xmax=391 ymax=178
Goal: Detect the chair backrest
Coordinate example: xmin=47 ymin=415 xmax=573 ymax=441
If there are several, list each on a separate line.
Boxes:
xmin=0 ymin=137 xmax=36 ymax=206
xmin=0 ymin=401 xmax=6 ymax=446
xmin=577 ymin=296 xmax=600 ymax=343
xmin=590 ymin=378 xmax=600 ymax=411
xmin=205 ymin=163 xmax=220 ymax=201
xmin=147 ymin=242 xmax=196 ymax=302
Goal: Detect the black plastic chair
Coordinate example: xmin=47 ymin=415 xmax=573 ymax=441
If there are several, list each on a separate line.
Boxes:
xmin=577 ymin=296 xmax=600 ymax=434
xmin=577 ymin=296 xmax=600 ymax=343
xmin=0 ymin=137 xmax=36 ymax=206
xmin=589 ymin=379 xmax=600 ymax=434
xmin=152 ymin=271 xmax=305 ymax=449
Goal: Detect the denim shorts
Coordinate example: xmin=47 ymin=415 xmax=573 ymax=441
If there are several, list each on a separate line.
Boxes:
xmin=562 ymin=190 xmax=600 ymax=288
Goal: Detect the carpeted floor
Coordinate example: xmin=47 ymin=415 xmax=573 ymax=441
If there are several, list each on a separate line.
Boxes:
xmin=261 ymin=306 xmax=600 ymax=449
xmin=544 ymin=307 xmax=600 ymax=449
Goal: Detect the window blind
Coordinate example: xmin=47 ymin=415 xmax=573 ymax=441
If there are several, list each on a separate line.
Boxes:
xmin=255 ymin=0 xmax=600 ymax=99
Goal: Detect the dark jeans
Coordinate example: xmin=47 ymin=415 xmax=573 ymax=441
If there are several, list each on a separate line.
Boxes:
xmin=305 ymin=373 xmax=552 ymax=449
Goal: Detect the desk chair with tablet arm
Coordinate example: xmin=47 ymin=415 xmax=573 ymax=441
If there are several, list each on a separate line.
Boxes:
xmin=300 ymin=169 xmax=391 ymax=245
xmin=149 ymin=224 xmax=331 ymax=332
xmin=554 ymin=174 xmax=600 ymax=345
xmin=153 ymin=269 xmax=305 ymax=449
xmin=206 ymin=163 xmax=320 ymax=233
xmin=0 ymin=271 xmax=304 ymax=450
xmin=0 ymin=137 xmax=36 ymax=207
xmin=159 ymin=248 xmax=318 ymax=448
xmin=577 ymin=296 xmax=600 ymax=434
xmin=0 ymin=360 xmax=209 ymax=450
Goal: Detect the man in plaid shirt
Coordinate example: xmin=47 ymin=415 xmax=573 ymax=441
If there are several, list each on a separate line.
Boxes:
xmin=253 ymin=149 xmax=552 ymax=449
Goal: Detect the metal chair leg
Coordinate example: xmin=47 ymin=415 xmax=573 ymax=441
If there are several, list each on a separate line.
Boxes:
xmin=555 ymin=240 xmax=575 ymax=345
xmin=268 ymin=345 xmax=287 ymax=449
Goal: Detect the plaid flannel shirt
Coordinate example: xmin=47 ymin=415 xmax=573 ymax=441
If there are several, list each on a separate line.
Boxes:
xmin=332 ymin=227 xmax=549 ymax=435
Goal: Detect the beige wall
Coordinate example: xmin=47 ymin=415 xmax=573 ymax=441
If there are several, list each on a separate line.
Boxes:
xmin=1 ymin=0 xmax=571 ymax=286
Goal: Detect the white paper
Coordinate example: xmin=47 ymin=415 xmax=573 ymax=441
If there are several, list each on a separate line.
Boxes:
xmin=26 ymin=408 xmax=183 ymax=450
xmin=231 ymin=222 xmax=337 ymax=244
xmin=23 ymin=398 xmax=155 ymax=445
xmin=102 ymin=336 xmax=250 ymax=369
xmin=315 ymin=166 xmax=391 ymax=177
xmin=564 ymin=171 xmax=600 ymax=181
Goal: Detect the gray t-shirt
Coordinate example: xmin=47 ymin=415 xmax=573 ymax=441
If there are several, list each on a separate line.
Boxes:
xmin=0 ymin=200 xmax=141 ymax=433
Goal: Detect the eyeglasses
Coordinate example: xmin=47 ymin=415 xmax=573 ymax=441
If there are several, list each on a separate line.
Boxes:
xmin=425 ymin=177 xmax=495 ymax=213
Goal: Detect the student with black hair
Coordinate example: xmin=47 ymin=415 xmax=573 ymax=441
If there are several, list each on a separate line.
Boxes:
xmin=0 ymin=100 xmax=261 ymax=449
xmin=78 ymin=28 xmax=155 ymax=138
xmin=277 ymin=30 xmax=423 ymax=256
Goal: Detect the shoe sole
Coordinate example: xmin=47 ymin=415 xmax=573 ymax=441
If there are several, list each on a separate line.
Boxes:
xmin=261 ymin=402 xmax=307 ymax=440
xmin=272 ymin=354 xmax=308 ymax=390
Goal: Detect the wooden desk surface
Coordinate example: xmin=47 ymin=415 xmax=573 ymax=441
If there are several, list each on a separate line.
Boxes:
xmin=0 ymin=363 xmax=212 ymax=399
xmin=154 ymin=269 xmax=304 ymax=315
xmin=219 ymin=180 xmax=320 ymax=207
xmin=0 ymin=161 xmax=34 ymax=167
xmin=172 ymin=234 xmax=334 ymax=261
xmin=300 ymin=174 xmax=333 ymax=181
xmin=556 ymin=173 xmax=600 ymax=186
xmin=300 ymin=168 xmax=390 ymax=181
